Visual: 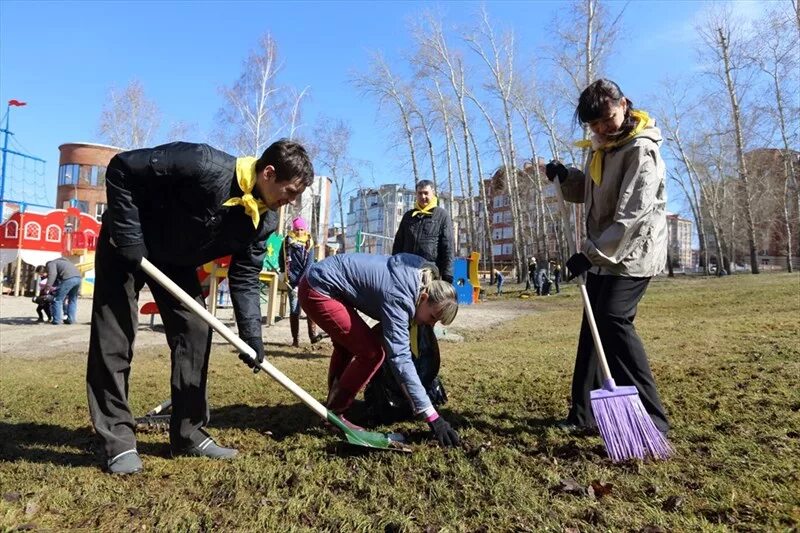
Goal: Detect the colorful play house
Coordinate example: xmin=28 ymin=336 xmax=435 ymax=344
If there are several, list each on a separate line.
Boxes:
xmin=0 ymin=206 xmax=99 ymax=295
xmin=452 ymin=251 xmax=481 ymax=304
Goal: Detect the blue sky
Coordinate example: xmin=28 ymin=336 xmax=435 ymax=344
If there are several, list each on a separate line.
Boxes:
xmin=0 ymin=0 xmax=762 ymax=216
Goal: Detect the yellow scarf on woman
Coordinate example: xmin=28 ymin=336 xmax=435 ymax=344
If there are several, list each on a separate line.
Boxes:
xmin=411 ymin=196 xmax=438 ymax=218
xmin=223 ymin=157 xmax=268 ymax=228
xmin=574 ymin=109 xmax=653 ymax=186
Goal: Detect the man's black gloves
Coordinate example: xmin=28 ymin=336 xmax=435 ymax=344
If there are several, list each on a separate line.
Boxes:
xmin=239 ymin=336 xmax=265 ymax=373
xmin=566 ymin=252 xmax=593 ymax=281
xmin=429 ymin=416 xmax=461 ymax=447
xmin=545 ymin=160 xmax=568 ymax=183
xmin=116 ymin=242 xmax=147 ymax=272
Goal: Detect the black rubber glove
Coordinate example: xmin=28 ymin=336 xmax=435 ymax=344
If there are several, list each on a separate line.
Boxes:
xmin=239 ymin=336 xmax=265 ymax=373
xmin=428 ymin=416 xmax=461 ymax=447
xmin=566 ymin=252 xmax=592 ymax=281
xmin=545 ymin=160 xmax=568 ymax=183
xmin=115 ymin=242 xmax=147 ymax=272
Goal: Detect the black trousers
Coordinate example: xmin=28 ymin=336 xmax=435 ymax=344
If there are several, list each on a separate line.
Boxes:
xmin=87 ymin=227 xmax=213 ymax=459
xmin=567 ymin=273 xmax=669 ymax=433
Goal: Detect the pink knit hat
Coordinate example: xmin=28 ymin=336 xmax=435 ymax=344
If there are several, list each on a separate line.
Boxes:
xmin=291 ymin=216 xmax=309 ymax=231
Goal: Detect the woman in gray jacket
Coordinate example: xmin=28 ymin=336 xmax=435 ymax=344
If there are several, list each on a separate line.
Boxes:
xmin=298 ymin=252 xmax=461 ymax=447
xmin=546 ymin=79 xmax=670 ymax=434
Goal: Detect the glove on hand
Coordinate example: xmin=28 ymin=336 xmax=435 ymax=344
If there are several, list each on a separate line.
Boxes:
xmin=545 ymin=160 xmax=568 ymax=183
xmin=566 ymin=252 xmax=592 ymax=281
xmin=115 ymin=242 xmax=147 ymax=272
xmin=428 ymin=416 xmax=461 ymax=447
xmin=239 ymin=336 xmax=265 ymax=373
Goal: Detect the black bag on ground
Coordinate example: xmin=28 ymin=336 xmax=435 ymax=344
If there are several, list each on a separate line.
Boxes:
xmin=364 ymin=323 xmax=448 ymax=424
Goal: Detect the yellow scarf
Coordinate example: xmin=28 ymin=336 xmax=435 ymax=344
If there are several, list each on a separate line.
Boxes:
xmin=223 ymin=157 xmax=269 ymax=228
xmin=411 ymin=196 xmax=438 ymax=218
xmin=410 ymin=322 xmax=420 ymax=359
xmin=287 ymin=230 xmax=313 ymax=248
xmin=574 ymin=109 xmax=653 ymax=186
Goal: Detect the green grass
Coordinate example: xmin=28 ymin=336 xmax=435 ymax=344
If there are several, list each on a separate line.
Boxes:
xmin=1 ymin=274 xmax=799 ymax=531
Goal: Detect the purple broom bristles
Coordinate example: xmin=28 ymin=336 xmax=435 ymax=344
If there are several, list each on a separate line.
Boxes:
xmin=591 ymin=379 xmax=673 ymax=462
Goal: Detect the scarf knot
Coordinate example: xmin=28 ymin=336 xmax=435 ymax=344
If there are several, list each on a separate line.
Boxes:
xmin=223 ymin=156 xmax=268 ymax=228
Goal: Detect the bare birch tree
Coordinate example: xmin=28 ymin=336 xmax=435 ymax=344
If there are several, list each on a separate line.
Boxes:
xmin=313 ymin=117 xmax=357 ymax=253
xmin=215 ymin=33 xmax=308 ymax=157
xmin=98 ymin=79 xmax=160 ymax=149
xmin=468 ymin=127 xmax=495 ymax=275
xmin=653 ymin=78 xmax=712 ymax=273
xmin=465 ymin=7 xmax=527 ymax=278
xmin=749 ymin=5 xmax=800 ymax=271
xmin=414 ymin=13 xmax=478 ymax=252
xmin=698 ymin=7 xmax=760 ymax=273
xmin=353 ymin=52 xmax=421 ymax=186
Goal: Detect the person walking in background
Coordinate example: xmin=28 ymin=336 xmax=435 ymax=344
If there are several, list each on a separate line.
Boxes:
xmin=526 ymin=257 xmax=538 ymax=292
xmin=553 ymin=262 xmax=562 ymax=294
xmin=86 ymin=139 xmax=314 ymax=475
xmin=43 ymin=257 xmax=81 ymax=325
xmin=298 ymin=252 xmax=461 ymax=447
xmin=392 ymin=180 xmax=454 ymax=283
xmin=32 ymin=266 xmax=54 ymax=323
xmin=546 ymin=78 xmax=670 ymax=434
xmin=494 ymin=269 xmax=504 ymax=295
xmin=279 ymin=215 xmax=323 ymax=347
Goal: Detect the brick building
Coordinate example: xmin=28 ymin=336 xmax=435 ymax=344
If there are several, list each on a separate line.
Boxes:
xmin=56 ymin=142 xmax=122 ymax=221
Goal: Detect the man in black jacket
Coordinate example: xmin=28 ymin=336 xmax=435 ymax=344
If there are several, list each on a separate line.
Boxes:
xmin=392 ymin=180 xmax=454 ymax=283
xmin=87 ymin=140 xmax=314 ymax=475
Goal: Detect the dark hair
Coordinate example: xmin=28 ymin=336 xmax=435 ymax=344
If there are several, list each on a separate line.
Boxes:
xmin=256 ymin=139 xmax=314 ymax=186
xmin=575 ymin=79 xmax=634 ymax=127
xmin=416 ymin=179 xmax=435 ymax=192
xmin=35 ymin=265 xmax=46 ymax=274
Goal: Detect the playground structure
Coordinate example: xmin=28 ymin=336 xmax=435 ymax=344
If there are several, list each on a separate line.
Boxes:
xmin=452 ymin=251 xmax=482 ymax=304
xmin=0 ymin=206 xmax=99 ymax=296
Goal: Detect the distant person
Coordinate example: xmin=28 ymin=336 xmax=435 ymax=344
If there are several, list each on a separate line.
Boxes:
xmin=299 ymin=253 xmax=461 ymax=447
xmin=43 ymin=257 xmax=81 ymax=325
xmin=553 ymin=262 xmax=562 ymax=293
xmin=392 ymin=180 xmax=454 ymax=283
xmin=494 ymin=269 xmax=504 ymax=295
xmin=87 ymin=139 xmax=313 ymax=475
xmin=526 ymin=258 xmax=538 ymax=292
xmin=279 ymin=216 xmax=323 ymax=347
xmin=545 ymin=78 xmax=669 ymax=434
xmin=32 ymin=266 xmax=54 ymax=323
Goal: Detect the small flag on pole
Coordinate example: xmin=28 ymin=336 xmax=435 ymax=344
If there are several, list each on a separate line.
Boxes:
xmin=8 ymin=100 xmax=27 ymax=107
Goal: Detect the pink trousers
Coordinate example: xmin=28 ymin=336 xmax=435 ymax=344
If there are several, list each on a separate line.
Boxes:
xmin=298 ymin=277 xmax=385 ymax=413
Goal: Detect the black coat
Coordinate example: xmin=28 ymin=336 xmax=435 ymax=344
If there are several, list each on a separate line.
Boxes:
xmin=391 ymin=206 xmax=454 ymax=283
xmin=105 ymin=142 xmax=277 ymax=339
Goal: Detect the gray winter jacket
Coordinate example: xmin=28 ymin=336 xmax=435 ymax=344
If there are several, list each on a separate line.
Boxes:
xmin=306 ymin=253 xmax=436 ymax=417
xmin=561 ymin=122 xmax=668 ymax=277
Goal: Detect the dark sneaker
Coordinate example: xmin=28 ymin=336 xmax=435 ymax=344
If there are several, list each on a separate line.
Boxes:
xmin=107 ymin=450 xmax=142 ymax=475
xmin=173 ymin=436 xmax=238 ymax=459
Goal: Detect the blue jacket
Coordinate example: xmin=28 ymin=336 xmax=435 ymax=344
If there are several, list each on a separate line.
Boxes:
xmin=306 ymin=253 xmax=435 ymax=417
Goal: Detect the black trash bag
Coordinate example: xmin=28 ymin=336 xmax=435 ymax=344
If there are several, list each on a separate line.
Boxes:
xmin=364 ymin=323 xmax=448 ymax=424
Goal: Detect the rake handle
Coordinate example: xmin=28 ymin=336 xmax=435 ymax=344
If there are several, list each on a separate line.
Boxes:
xmin=552 ymin=179 xmax=615 ymax=385
xmin=140 ymin=258 xmax=328 ymax=419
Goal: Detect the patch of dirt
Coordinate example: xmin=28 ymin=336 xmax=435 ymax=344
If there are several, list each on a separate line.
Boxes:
xmin=0 ymin=290 xmax=536 ymax=359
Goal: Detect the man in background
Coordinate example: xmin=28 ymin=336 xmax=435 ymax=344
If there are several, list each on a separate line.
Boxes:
xmin=392 ymin=180 xmax=454 ymax=283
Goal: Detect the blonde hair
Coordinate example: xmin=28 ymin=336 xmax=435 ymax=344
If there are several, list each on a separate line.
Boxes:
xmin=418 ymin=262 xmax=458 ymax=325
